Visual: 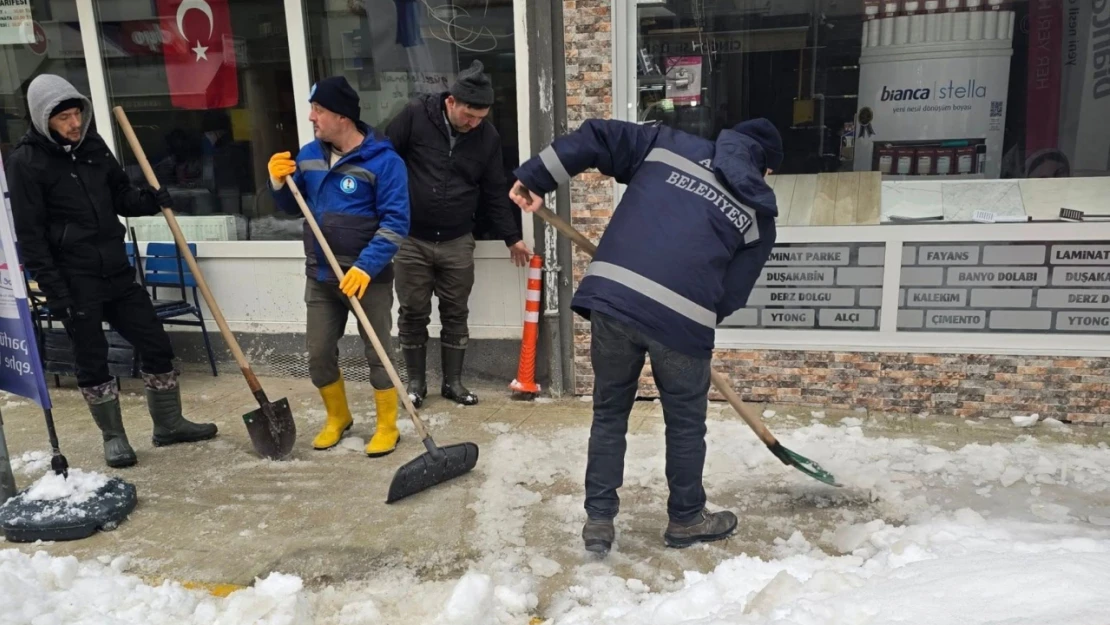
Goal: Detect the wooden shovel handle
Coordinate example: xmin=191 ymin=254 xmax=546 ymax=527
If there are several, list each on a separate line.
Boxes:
xmin=112 ymin=106 xmax=262 ymax=394
xmin=528 ymin=201 xmax=779 ymax=446
xmin=284 ymin=176 xmax=431 ymax=440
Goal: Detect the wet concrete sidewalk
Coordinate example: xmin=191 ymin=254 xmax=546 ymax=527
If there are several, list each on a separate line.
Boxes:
xmin=1 ymin=372 xmax=1108 ymax=606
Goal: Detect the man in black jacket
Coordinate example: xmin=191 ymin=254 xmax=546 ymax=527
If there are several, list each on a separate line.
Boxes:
xmin=5 ymin=74 xmax=217 ymax=468
xmin=385 ymin=60 xmax=530 ymax=407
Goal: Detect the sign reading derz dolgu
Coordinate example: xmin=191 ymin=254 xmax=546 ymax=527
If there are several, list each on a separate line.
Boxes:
xmin=898 ymin=241 xmax=1110 ymax=333
xmin=719 ymin=243 xmax=884 ymax=331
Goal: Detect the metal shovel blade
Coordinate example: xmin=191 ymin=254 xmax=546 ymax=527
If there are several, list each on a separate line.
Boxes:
xmin=242 ymin=398 xmax=296 ymax=460
xmin=386 ymin=440 xmax=479 ymax=503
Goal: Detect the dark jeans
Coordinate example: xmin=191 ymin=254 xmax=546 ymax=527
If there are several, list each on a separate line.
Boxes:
xmin=62 ymin=274 xmax=175 ymax=389
xmin=394 ymin=233 xmax=475 ymax=349
xmin=305 ymin=277 xmax=394 ymax=390
xmin=585 ymin=311 xmax=711 ymax=525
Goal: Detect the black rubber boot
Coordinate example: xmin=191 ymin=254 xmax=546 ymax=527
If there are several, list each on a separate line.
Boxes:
xmin=663 ymin=508 xmax=738 ymax=549
xmin=402 ymin=345 xmax=428 ymax=408
xmin=441 ymin=345 xmax=478 ymax=406
xmin=83 ymin=382 xmax=137 ymax=469
xmin=582 ymin=517 xmax=615 ymax=554
xmin=143 ymin=372 xmax=218 ymax=446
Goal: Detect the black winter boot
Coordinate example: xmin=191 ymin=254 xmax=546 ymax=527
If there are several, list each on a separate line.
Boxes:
xmin=83 ymin=381 xmax=137 ymax=468
xmin=402 ymin=345 xmax=428 ymax=408
xmin=441 ymin=344 xmax=478 ymax=405
xmin=582 ymin=517 xmax=616 ymax=554
xmin=663 ymin=508 xmax=738 ymax=548
xmin=143 ymin=372 xmax=218 ymax=446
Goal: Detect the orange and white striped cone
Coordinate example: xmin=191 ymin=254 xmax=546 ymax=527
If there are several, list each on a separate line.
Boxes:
xmin=510 ymin=254 xmax=543 ymax=397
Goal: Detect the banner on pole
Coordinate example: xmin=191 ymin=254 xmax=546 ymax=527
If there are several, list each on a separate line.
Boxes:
xmin=0 ymin=153 xmax=53 ymax=410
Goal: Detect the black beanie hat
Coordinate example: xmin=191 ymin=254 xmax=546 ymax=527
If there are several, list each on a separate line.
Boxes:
xmin=309 ymin=76 xmax=360 ymax=122
xmin=49 ymin=98 xmax=84 ymax=119
xmin=450 ymin=60 xmax=494 ymax=108
xmin=733 ymin=118 xmax=784 ymax=172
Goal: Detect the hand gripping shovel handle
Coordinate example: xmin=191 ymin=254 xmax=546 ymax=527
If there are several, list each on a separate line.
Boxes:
xmin=111 ymin=107 xmax=270 ymax=403
xmin=283 ymin=176 xmax=436 ymax=448
xmin=526 ymin=200 xmax=840 ymax=486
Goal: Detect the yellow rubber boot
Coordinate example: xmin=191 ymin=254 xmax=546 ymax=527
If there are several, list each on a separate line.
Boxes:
xmin=313 ymin=377 xmax=354 ymax=450
xmin=366 ymin=388 xmax=400 ymax=457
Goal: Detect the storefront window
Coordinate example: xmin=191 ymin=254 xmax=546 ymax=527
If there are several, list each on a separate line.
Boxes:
xmin=304 ymin=0 xmax=520 ymax=240
xmin=635 ymin=1 xmax=1110 ymax=226
xmin=94 ymin=0 xmax=300 ymax=241
xmin=0 ymin=0 xmax=87 ymax=163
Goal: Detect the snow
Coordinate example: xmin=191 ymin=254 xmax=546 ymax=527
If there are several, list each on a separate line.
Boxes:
xmin=2 ymin=414 xmax=1110 ymax=624
xmin=21 ymin=469 xmax=109 ymax=505
xmin=1011 ymin=414 xmax=1040 ymax=428
xmin=10 ymin=450 xmax=51 ymax=476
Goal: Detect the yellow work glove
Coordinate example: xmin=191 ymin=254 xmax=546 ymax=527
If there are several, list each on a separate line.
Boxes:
xmin=268 ymin=151 xmax=296 ymax=180
xmin=339 ymin=267 xmax=371 ymax=299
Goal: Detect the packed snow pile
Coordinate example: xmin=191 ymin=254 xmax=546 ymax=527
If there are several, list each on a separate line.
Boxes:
xmin=21 ymin=468 xmax=109 ymax=505
xmin=0 ymin=550 xmax=311 ymax=625
xmin=2 ymin=416 xmax=1109 ymax=624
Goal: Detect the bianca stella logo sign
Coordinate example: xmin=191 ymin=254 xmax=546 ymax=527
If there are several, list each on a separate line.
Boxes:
xmin=880 ymin=79 xmax=989 ymax=102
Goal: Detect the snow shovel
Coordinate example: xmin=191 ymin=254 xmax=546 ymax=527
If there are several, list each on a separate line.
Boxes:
xmin=112 ymin=107 xmax=296 ymax=461
xmin=283 ymin=176 xmax=478 ymax=503
xmin=525 ymin=200 xmax=840 ymax=487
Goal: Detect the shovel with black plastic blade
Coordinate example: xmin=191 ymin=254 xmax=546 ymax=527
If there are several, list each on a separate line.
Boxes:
xmin=524 ymin=199 xmax=840 ymax=487
xmin=283 ymin=176 xmax=478 ymax=502
xmin=113 ymin=107 xmax=296 ymax=460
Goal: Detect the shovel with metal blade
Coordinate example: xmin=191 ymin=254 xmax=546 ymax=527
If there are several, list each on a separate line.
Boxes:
xmin=524 ymin=199 xmax=840 ymax=487
xmin=113 ymin=107 xmax=296 ymax=460
xmin=283 ymin=176 xmax=478 ymax=502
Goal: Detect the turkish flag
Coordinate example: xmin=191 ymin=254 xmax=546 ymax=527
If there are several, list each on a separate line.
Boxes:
xmin=157 ymin=0 xmax=238 ymax=109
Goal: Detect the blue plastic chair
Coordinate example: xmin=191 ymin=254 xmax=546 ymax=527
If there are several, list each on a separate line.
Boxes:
xmin=135 ymin=240 xmax=219 ymax=377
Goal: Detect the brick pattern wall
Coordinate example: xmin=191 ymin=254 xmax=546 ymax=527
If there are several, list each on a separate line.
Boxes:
xmin=559 ymin=2 xmax=1106 ymax=425
xmin=564 ymin=0 xmax=612 ymax=395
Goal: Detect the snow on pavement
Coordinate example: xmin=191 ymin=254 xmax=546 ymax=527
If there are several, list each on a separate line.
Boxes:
xmin=2 ymin=415 xmax=1109 ymax=624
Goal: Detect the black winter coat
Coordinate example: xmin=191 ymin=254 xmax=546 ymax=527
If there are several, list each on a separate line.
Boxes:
xmin=384 ymin=93 xmax=521 ymax=246
xmin=5 ymin=128 xmax=162 ymax=309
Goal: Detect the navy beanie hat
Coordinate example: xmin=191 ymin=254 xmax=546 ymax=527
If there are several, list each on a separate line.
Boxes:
xmin=733 ymin=118 xmax=784 ymax=172
xmin=309 ymin=76 xmax=360 ymax=122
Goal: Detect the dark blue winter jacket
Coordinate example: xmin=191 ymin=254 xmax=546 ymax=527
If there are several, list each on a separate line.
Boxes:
xmin=270 ymin=124 xmax=410 ymax=283
xmin=514 ymin=120 xmax=778 ymax=358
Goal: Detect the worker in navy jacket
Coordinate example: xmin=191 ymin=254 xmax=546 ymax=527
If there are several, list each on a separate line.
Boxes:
xmin=268 ymin=76 xmax=410 ymax=459
xmin=510 ymin=117 xmax=783 ymax=552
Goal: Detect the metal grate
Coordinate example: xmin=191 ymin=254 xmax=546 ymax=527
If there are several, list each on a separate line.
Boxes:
xmin=255 ymin=351 xmax=411 ymax=385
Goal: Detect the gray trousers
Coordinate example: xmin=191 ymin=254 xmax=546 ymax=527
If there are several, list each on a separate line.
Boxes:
xmin=394 ymin=233 xmax=476 ymax=349
xmin=305 ymin=277 xmax=394 ymax=390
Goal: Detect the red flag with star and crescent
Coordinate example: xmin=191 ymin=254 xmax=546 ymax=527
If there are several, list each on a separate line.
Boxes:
xmin=157 ymin=0 xmax=238 ymax=109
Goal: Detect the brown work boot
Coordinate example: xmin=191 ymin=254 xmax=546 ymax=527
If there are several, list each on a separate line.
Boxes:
xmin=663 ymin=508 xmax=738 ymax=548
xmin=582 ymin=517 xmax=615 ymax=554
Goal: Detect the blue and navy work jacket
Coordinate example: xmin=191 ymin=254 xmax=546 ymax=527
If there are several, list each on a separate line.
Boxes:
xmin=514 ymin=120 xmax=778 ymax=358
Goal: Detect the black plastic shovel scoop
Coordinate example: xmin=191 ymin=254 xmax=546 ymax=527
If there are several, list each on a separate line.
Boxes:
xmin=114 ymin=106 xmax=296 ymax=460
xmin=285 ymin=177 xmax=479 ymax=502
xmin=526 ymin=201 xmax=840 ymax=487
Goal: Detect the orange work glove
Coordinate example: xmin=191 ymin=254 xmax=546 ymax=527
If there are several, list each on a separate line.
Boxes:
xmin=268 ymin=151 xmax=296 ymax=180
xmin=339 ymin=267 xmax=371 ymax=299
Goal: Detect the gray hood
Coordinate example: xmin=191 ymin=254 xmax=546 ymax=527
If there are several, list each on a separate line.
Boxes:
xmin=26 ymin=74 xmax=92 ymax=146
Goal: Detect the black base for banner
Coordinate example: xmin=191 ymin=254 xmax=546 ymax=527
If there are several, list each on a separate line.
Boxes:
xmin=0 ymin=477 xmax=137 ymax=543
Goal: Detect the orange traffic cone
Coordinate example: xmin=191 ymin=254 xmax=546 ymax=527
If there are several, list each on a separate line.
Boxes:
xmin=510 ymin=254 xmax=543 ymax=397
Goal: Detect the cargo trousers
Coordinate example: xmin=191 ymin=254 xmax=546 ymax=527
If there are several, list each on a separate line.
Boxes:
xmin=305 ymin=276 xmax=394 ymax=390
xmin=393 ymin=233 xmax=476 ymax=350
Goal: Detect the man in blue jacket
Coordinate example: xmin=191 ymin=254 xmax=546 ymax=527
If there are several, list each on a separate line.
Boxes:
xmin=510 ymin=117 xmax=782 ymax=552
xmin=267 ymin=76 xmax=410 ymax=458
